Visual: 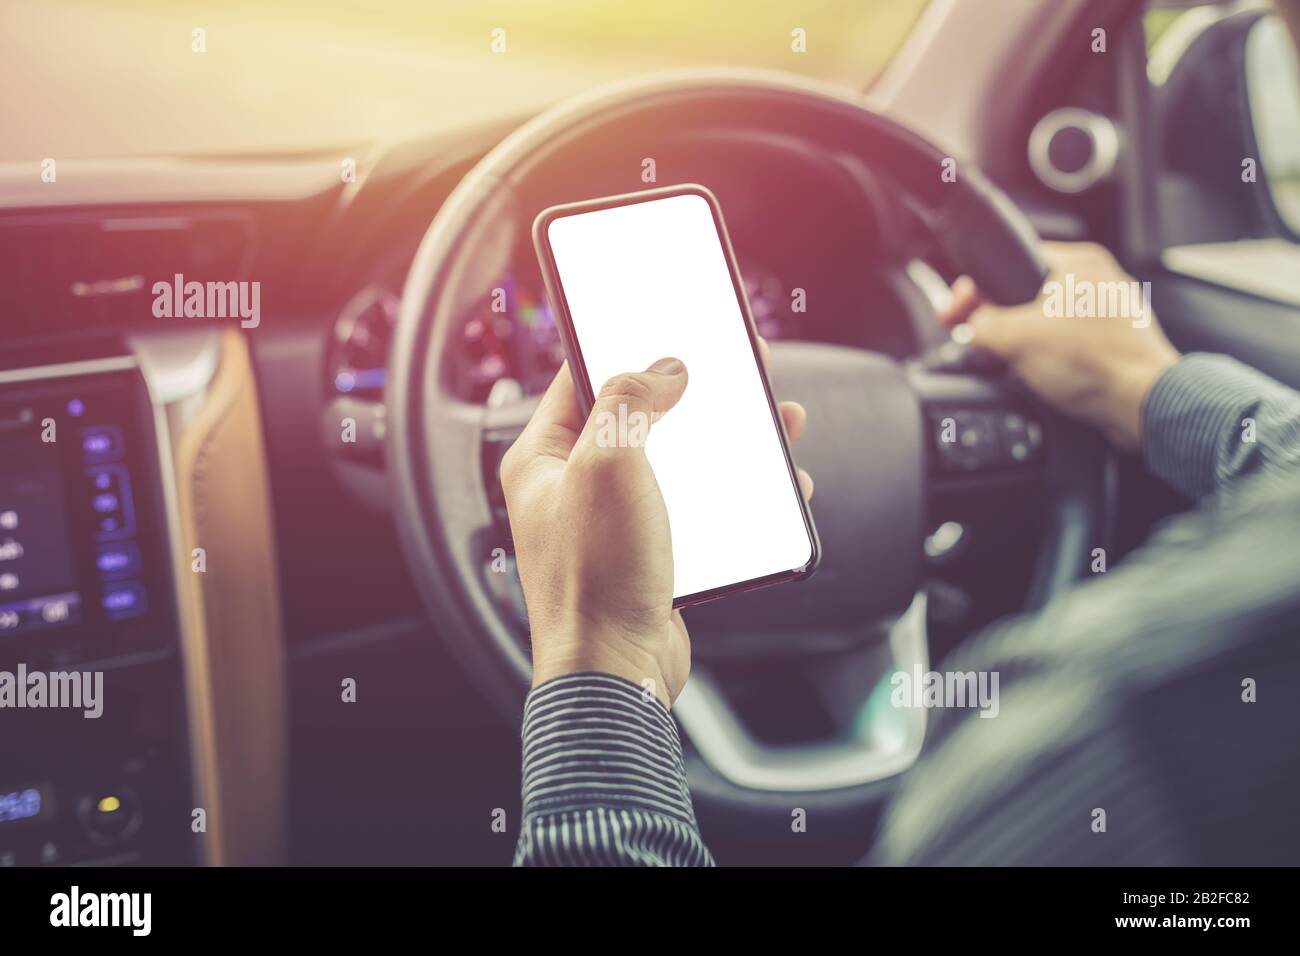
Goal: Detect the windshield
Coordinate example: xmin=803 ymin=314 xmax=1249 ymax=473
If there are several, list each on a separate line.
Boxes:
xmin=7 ymin=0 xmax=929 ymax=161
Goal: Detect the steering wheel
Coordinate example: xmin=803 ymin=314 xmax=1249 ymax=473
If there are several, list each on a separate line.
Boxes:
xmin=387 ymin=69 xmax=1109 ymax=825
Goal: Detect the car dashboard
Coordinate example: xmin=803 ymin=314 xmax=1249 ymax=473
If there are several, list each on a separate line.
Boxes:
xmin=0 ymin=115 xmax=936 ymax=867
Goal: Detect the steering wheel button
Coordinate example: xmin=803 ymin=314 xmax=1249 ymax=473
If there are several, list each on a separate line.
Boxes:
xmin=941 ymin=412 xmax=999 ymax=469
xmin=924 ymin=521 xmax=966 ymax=560
xmin=998 ymin=412 xmax=1042 ymax=466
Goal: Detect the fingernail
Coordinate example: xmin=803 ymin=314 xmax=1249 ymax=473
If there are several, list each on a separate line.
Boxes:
xmin=648 ymin=357 xmax=684 ymax=375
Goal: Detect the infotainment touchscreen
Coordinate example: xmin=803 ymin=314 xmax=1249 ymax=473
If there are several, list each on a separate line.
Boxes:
xmin=0 ymin=368 xmax=168 ymax=657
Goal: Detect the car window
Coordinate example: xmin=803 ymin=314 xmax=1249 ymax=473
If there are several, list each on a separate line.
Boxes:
xmin=1144 ymin=1 xmax=1300 ymax=305
xmin=6 ymin=0 xmax=928 ymax=162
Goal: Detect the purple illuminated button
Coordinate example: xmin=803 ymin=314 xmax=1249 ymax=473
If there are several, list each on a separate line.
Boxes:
xmin=87 ymin=465 xmax=136 ymax=541
xmin=96 ymin=542 xmax=140 ymax=580
xmin=81 ymin=426 xmax=124 ymax=463
xmin=102 ymin=582 xmax=147 ymax=620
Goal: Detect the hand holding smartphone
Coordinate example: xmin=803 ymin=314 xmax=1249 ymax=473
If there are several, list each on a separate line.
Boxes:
xmin=533 ymin=184 xmax=820 ymax=607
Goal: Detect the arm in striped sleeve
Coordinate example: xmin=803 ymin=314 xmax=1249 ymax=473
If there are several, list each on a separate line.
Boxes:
xmin=1142 ymin=353 xmax=1300 ymax=500
xmin=513 ymin=672 xmax=715 ymax=867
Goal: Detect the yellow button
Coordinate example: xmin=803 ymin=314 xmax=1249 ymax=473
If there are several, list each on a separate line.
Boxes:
xmin=96 ymin=795 xmax=121 ymax=814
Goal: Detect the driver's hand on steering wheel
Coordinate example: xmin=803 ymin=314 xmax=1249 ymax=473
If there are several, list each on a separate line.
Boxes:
xmin=499 ymin=339 xmax=812 ymax=709
xmin=940 ymin=241 xmax=1181 ymax=451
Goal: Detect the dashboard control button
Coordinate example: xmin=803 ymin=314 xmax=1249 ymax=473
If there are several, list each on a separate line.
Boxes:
xmin=86 ymin=464 xmax=136 ymax=540
xmin=78 ymin=788 xmax=142 ymax=846
xmin=101 ymin=582 xmax=147 ymax=621
xmin=80 ymin=425 xmax=125 ymax=463
xmin=96 ymin=542 xmax=141 ymax=580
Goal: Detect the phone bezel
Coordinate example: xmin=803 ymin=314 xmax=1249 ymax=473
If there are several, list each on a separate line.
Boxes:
xmin=532 ymin=182 xmax=821 ymax=609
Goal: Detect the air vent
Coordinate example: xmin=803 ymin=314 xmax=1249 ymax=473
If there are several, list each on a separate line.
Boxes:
xmin=1028 ymin=108 xmax=1120 ymax=195
xmin=0 ymin=213 xmax=254 ymax=338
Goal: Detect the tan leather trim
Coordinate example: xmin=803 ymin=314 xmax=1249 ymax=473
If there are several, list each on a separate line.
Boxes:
xmin=169 ymin=329 xmax=285 ymax=865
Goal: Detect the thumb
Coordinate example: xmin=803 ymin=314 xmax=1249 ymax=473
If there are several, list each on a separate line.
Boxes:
xmin=575 ymin=357 xmax=689 ymax=454
xmin=938 ymin=276 xmax=984 ymax=327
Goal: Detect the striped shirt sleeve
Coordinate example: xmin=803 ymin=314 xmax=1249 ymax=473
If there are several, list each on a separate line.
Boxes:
xmin=513 ymin=672 xmax=714 ymax=867
xmin=1143 ymin=352 xmax=1300 ymax=499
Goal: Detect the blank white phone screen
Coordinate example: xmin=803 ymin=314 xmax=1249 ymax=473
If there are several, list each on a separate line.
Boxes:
xmin=546 ymin=192 xmax=814 ymax=601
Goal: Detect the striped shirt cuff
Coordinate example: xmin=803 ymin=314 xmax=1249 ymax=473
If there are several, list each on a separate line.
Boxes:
xmin=515 ymin=673 xmax=713 ymax=866
xmin=1142 ymin=353 xmax=1283 ymax=499
xmin=520 ymin=672 xmax=696 ymax=824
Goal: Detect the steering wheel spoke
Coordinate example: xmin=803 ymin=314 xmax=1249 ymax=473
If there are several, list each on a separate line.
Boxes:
xmin=906 ymin=360 xmax=1047 ymax=492
xmin=906 ymin=356 xmax=1110 ymax=608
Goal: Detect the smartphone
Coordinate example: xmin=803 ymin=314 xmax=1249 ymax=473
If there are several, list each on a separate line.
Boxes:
xmin=533 ymin=183 xmax=820 ymax=608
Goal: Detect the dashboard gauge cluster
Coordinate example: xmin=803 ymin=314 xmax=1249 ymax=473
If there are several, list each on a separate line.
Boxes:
xmin=457 ymin=273 xmax=564 ymax=401
xmin=453 ymin=259 xmax=794 ymax=400
xmin=328 ymin=285 xmax=400 ymax=400
xmin=327 ymin=243 xmax=882 ymax=411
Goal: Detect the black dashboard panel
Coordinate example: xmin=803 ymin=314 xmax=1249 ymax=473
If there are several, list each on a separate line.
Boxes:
xmin=0 ymin=362 xmax=195 ymax=866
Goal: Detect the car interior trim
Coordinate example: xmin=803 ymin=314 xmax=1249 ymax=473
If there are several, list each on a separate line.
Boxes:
xmin=132 ymin=328 xmax=288 ymax=865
